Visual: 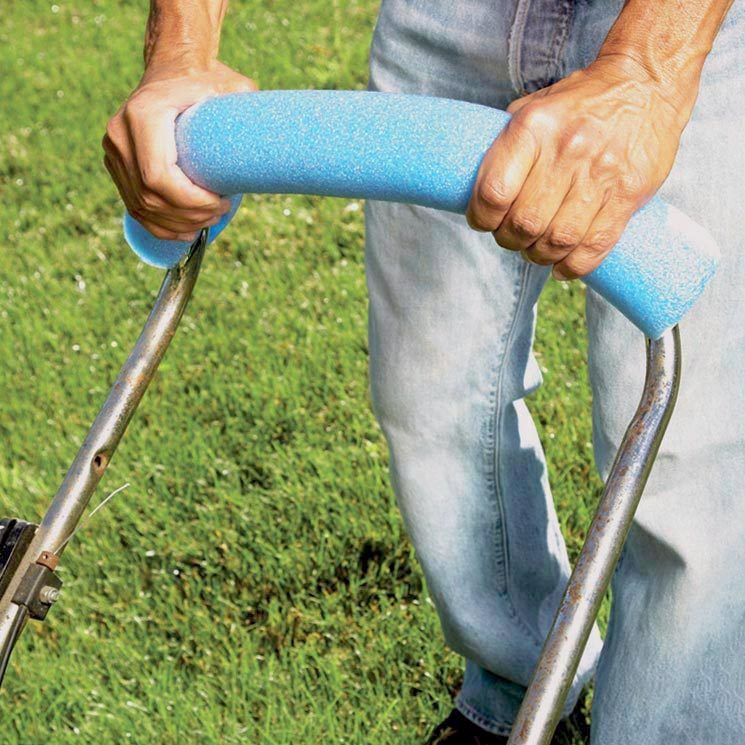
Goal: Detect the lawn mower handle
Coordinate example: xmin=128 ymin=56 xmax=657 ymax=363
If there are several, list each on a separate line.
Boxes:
xmin=124 ymin=90 xmax=719 ymax=340
xmin=508 ymin=325 xmax=681 ymax=745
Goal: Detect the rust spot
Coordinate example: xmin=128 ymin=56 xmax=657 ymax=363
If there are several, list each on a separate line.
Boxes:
xmin=37 ymin=550 xmax=59 ymax=570
xmin=92 ymin=451 xmax=109 ymax=475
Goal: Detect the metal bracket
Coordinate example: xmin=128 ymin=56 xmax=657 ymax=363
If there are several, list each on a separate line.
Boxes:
xmin=12 ymin=563 xmax=62 ymax=621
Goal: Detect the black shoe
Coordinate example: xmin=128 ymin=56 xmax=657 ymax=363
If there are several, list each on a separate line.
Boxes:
xmin=425 ymin=698 xmax=591 ymax=745
xmin=425 ymin=709 xmax=509 ymax=744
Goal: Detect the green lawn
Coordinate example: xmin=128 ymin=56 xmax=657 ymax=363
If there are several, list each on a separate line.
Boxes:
xmin=0 ymin=2 xmax=603 ymax=742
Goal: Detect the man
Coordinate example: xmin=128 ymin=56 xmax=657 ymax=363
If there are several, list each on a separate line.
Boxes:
xmin=103 ymin=1 xmax=743 ymax=742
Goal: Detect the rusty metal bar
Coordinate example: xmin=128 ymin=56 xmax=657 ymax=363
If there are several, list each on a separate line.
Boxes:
xmin=0 ymin=229 xmax=208 ymax=666
xmin=507 ymin=325 xmax=681 ymax=745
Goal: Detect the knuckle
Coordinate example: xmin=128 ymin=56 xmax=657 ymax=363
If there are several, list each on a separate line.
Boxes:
xmin=508 ymin=209 xmax=544 ymax=239
xmin=560 ymin=253 xmax=594 ymax=277
xmin=583 ymin=229 xmax=617 ymax=255
xmin=616 ymin=171 xmax=646 ymax=198
xmin=194 ymin=195 xmax=221 ymax=211
xmin=494 ymin=234 xmax=520 ymax=251
xmin=147 ymin=223 xmax=175 ymax=240
xmin=545 ymin=225 xmax=582 ymax=251
xmin=139 ymin=164 xmax=165 ymax=192
xmin=478 ymin=178 xmax=513 ymax=213
xmin=558 ymin=128 xmax=588 ymax=157
xmin=598 ymin=148 xmax=620 ymax=170
xmin=519 ymin=105 xmax=558 ymax=134
xmin=239 ymin=78 xmax=259 ymax=92
xmin=139 ymin=191 xmax=162 ymax=212
xmin=122 ymin=97 xmax=150 ymax=128
xmin=466 ymin=210 xmax=495 ymax=232
xmin=525 ymin=250 xmax=554 ymax=266
xmin=104 ymin=118 xmax=123 ymax=148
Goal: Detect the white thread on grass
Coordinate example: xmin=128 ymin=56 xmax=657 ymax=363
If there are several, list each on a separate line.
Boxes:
xmin=56 ymin=482 xmax=130 ymax=552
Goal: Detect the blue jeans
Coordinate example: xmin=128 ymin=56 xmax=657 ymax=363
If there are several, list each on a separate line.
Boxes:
xmin=364 ymin=1 xmax=745 ymax=741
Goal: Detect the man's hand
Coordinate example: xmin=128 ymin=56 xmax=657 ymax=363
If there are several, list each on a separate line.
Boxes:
xmin=103 ymin=62 xmax=256 ymax=242
xmin=466 ymin=54 xmax=693 ymax=280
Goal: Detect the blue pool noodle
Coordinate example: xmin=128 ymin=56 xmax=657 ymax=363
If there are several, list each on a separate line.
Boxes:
xmin=124 ymin=90 xmax=719 ymax=339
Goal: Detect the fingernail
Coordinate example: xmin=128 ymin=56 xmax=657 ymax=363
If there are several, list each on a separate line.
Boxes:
xmin=552 ymin=266 xmax=570 ymax=281
xmin=177 ymin=233 xmax=198 ymax=243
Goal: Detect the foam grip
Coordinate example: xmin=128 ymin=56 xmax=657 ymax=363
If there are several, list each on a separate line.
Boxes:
xmin=124 ymin=90 xmax=719 ymax=338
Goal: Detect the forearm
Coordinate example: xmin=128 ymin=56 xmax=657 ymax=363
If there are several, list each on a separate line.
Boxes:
xmin=144 ymin=0 xmax=229 ymax=71
xmin=598 ymin=0 xmax=734 ymax=118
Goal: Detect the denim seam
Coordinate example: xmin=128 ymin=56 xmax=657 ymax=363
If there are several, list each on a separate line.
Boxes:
xmin=482 ymin=271 xmax=520 ymax=595
xmin=510 ymin=0 xmax=575 ymax=93
xmin=496 ymin=261 xmax=546 ymax=650
xmin=455 ymin=696 xmax=513 ymax=737
xmin=546 ymin=0 xmax=576 ymax=84
xmin=507 ymin=0 xmax=533 ymax=96
xmin=486 ymin=259 xmax=545 ymax=650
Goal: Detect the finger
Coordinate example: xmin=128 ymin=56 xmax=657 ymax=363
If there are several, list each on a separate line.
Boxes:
xmin=132 ymin=190 xmax=230 ymax=227
xmin=104 ymin=152 xmax=214 ymax=235
xmin=139 ymin=209 xmax=223 ymax=235
xmin=552 ymin=201 xmax=634 ymax=280
xmin=103 ymin=153 xmax=141 ymax=216
xmin=523 ymin=180 xmax=610 ymax=266
xmin=106 ymin=141 xmax=229 ymax=237
xmin=493 ymin=159 xmax=573 ymax=253
xmin=466 ymin=119 xmax=539 ymax=232
xmin=126 ymin=108 xmax=226 ymax=212
xmin=220 ymin=75 xmax=259 ymax=94
xmin=133 ymin=213 xmax=199 ymax=243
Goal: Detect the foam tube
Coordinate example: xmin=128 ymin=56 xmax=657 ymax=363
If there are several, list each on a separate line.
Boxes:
xmin=124 ymin=90 xmax=719 ymax=338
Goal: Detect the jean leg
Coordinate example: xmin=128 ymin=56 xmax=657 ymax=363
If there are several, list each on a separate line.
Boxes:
xmin=366 ymin=5 xmax=603 ymax=732
xmin=365 ymin=199 xmax=603 ymax=734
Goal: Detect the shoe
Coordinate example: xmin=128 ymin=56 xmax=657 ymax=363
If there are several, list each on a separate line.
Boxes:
xmin=425 ymin=709 xmax=509 ymax=744
xmin=425 ymin=698 xmax=591 ymax=745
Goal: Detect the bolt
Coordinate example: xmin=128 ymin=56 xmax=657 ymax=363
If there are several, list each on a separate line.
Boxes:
xmin=39 ymin=586 xmax=60 ymax=605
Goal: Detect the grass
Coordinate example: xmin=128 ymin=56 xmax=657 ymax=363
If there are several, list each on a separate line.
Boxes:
xmin=0 ymin=1 xmax=604 ymax=742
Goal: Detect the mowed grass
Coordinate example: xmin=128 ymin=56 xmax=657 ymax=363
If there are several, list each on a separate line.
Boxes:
xmin=0 ymin=1 xmax=604 ymax=743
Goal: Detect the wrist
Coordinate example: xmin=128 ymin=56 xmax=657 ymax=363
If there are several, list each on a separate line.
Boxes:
xmin=594 ymin=0 xmax=722 ymax=125
xmin=143 ymin=1 xmax=227 ymax=72
xmin=597 ymin=38 xmax=707 ymax=88
xmin=593 ymin=47 xmax=701 ymax=129
xmin=142 ymin=53 xmax=218 ymax=83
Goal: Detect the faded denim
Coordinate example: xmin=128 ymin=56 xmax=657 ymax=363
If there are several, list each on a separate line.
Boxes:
xmin=364 ymin=0 xmax=745 ymax=741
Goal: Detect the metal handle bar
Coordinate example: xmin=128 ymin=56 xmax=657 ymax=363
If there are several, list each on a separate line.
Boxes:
xmin=0 ymin=229 xmax=208 ymax=665
xmin=507 ymin=325 xmax=681 ymax=745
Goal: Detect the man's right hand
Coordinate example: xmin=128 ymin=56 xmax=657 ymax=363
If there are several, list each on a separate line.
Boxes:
xmin=103 ymin=62 xmax=257 ymax=242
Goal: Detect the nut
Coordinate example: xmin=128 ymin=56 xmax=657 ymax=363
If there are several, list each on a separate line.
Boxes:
xmin=39 ymin=586 xmax=60 ymax=605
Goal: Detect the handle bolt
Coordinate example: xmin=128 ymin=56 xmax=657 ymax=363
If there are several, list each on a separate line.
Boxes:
xmin=39 ymin=586 xmax=60 ymax=605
